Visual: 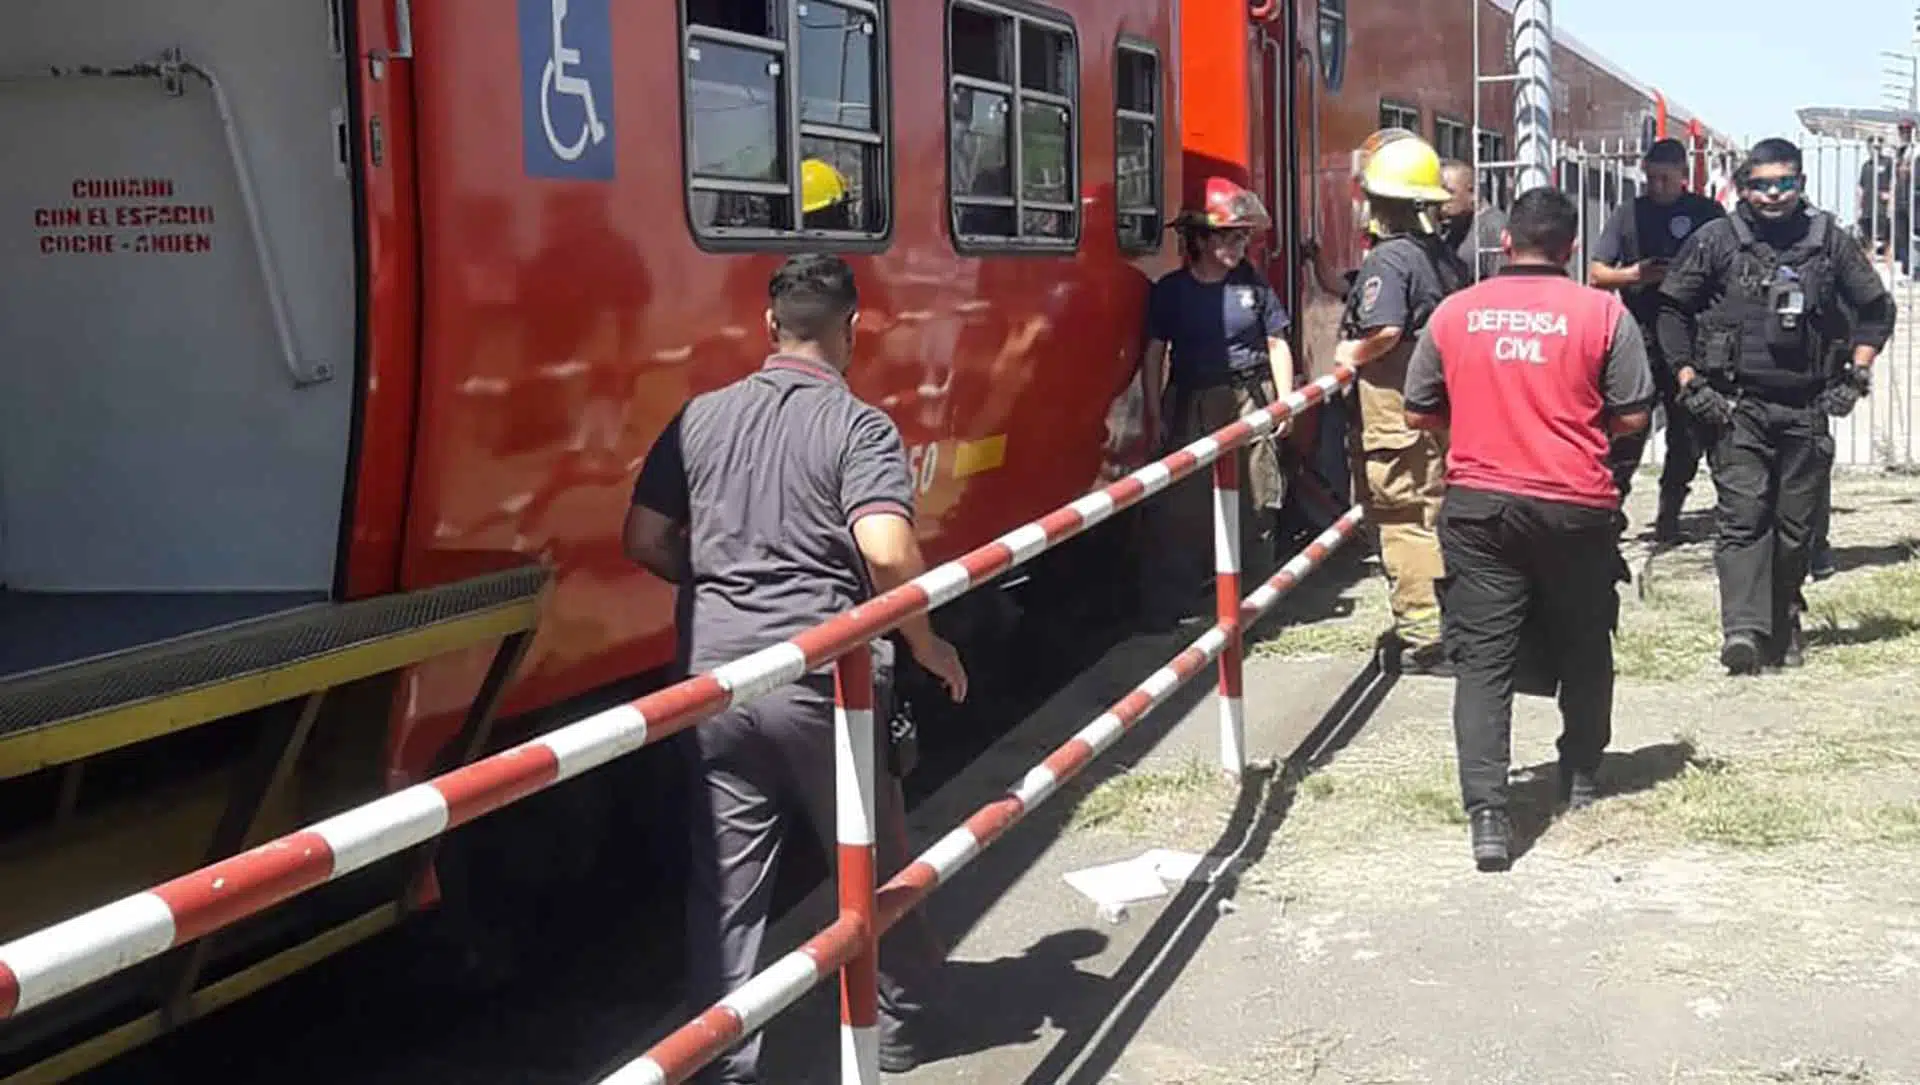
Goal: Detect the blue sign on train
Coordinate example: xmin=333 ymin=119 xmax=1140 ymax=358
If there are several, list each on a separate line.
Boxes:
xmin=518 ymin=0 xmax=616 ymax=180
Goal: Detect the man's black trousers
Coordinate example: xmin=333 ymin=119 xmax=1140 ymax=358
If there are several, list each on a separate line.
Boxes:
xmin=682 ymin=646 xmax=941 ymax=1084
xmin=1437 ymin=488 xmax=1622 ymax=816
xmin=1705 ymin=395 xmax=1833 ymax=650
xmin=1609 ymin=348 xmax=1703 ymax=508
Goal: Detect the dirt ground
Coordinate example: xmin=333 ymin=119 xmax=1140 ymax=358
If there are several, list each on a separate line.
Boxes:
xmin=1059 ymin=467 xmax=1920 ymax=1084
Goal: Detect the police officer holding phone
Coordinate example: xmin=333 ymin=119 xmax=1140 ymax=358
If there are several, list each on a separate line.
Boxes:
xmin=1657 ymin=138 xmax=1895 ymax=675
xmin=1590 ymin=138 xmax=1725 ymax=540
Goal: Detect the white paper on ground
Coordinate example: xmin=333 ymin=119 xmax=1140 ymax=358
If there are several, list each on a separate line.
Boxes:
xmin=1062 ymin=849 xmax=1208 ymax=913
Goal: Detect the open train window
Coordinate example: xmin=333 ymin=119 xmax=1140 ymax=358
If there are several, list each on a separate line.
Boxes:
xmin=1379 ymin=100 xmax=1419 ymax=134
xmin=1433 ymin=116 xmax=1471 ymax=163
xmin=1115 ymin=41 xmax=1162 ymax=253
xmin=947 ymin=0 xmax=1081 ymax=251
xmin=1318 ymin=0 xmax=1347 ymax=92
xmin=681 ymin=0 xmax=891 ymax=248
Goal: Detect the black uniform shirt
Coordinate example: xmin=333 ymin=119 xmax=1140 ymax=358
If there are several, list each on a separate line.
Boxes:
xmin=1348 ymin=234 xmax=1463 ymax=337
xmin=1592 ymin=192 xmax=1725 ymax=327
xmin=633 ymin=355 xmax=916 ymax=675
xmin=1655 ymin=205 xmax=1895 ymax=388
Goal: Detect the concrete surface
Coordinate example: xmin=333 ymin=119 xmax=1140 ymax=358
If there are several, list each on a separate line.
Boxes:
xmin=723 ymin=471 xmax=1920 ymax=1085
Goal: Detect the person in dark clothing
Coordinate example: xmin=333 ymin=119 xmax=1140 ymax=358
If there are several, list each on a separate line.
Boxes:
xmin=1856 ymin=122 xmax=1912 ymax=274
xmin=1658 ymin=138 xmax=1894 ymax=676
xmin=1404 ymin=187 xmax=1653 ymax=872
xmin=624 ymin=254 xmax=969 ymax=1083
xmin=1440 ymin=159 xmax=1509 ymax=280
xmin=1590 ymin=138 xmax=1727 ymax=541
xmin=1808 ymin=247 xmax=1871 ymax=582
xmin=1138 ymin=177 xmax=1296 ymax=625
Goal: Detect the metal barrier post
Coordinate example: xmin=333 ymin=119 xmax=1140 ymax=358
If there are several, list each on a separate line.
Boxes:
xmin=1211 ymin=453 xmax=1245 ymax=777
xmin=833 ymin=645 xmax=879 ymax=1085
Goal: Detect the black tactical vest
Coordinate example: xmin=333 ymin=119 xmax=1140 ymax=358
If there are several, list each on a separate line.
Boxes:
xmin=1699 ymin=209 xmax=1837 ymax=390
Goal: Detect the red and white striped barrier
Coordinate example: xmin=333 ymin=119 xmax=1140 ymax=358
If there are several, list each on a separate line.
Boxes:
xmin=0 ymin=366 xmax=1356 ymax=1026
xmin=609 ymin=505 xmax=1366 ymax=1085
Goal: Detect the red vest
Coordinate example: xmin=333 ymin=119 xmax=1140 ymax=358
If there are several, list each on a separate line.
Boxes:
xmin=1426 ymin=270 xmax=1628 ymax=509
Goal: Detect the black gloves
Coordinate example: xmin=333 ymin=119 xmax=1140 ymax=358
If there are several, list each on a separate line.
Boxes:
xmin=1822 ymin=364 xmax=1873 ymax=417
xmin=1677 ymin=376 xmax=1735 ymax=428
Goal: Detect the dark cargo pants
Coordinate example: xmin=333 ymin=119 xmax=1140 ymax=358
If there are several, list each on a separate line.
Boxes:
xmin=684 ymin=649 xmax=941 ymax=1084
xmin=1436 ymin=488 xmax=1623 ymax=816
xmin=1706 ymin=396 xmax=1831 ymax=651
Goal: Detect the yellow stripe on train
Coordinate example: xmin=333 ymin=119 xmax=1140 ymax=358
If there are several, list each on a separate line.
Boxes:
xmin=951 ymin=434 xmax=1007 ymax=479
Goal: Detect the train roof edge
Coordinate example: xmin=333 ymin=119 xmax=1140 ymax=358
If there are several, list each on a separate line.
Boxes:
xmin=1483 ymin=0 xmax=1733 ymax=150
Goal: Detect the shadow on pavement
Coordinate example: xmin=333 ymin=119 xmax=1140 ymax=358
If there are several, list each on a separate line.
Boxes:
xmin=1504 ymin=739 xmax=1710 ymax=864
xmin=872 ymin=656 xmax=1399 ymax=1084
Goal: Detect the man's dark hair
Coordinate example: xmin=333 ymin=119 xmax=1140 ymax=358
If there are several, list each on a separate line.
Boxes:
xmin=1506 ymin=187 xmax=1578 ymax=258
xmin=1742 ymin=137 xmax=1803 ymax=176
xmin=1643 ymin=138 xmax=1688 ymax=167
xmin=768 ymin=253 xmax=859 ymax=342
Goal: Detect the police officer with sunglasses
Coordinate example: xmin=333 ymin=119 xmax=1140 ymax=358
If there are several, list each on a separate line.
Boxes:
xmin=1657 ymin=138 xmax=1895 ymax=675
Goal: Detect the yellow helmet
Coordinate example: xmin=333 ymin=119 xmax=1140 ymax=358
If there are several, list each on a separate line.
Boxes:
xmin=1359 ymin=131 xmax=1453 ymax=203
xmin=801 ymin=158 xmax=850 ymax=214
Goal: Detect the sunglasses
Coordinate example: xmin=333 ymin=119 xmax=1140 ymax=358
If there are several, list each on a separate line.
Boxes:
xmin=1742 ymin=175 xmax=1803 ymax=195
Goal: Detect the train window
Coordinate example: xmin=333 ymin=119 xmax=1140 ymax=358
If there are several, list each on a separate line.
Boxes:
xmin=687 ymin=0 xmax=778 ymax=37
xmin=947 ymin=1 xmax=1080 ymax=250
xmin=1379 ymin=100 xmax=1419 ymax=134
xmin=682 ymin=0 xmax=891 ymax=246
xmin=1476 ymin=129 xmax=1511 ymax=208
xmin=1115 ymin=43 xmax=1162 ymax=252
xmin=1433 ymin=116 xmax=1471 ymax=163
xmin=1318 ymin=0 xmax=1346 ymax=92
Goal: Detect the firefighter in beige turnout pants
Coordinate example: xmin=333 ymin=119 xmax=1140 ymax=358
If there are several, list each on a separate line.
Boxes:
xmin=1335 ymin=131 xmax=1470 ymax=675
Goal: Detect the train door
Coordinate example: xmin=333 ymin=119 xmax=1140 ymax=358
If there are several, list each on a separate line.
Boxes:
xmin=0 ymin=0 xmax=359 ymax=670
xmin=1257 ymin=10 xmax=1302 ymax=354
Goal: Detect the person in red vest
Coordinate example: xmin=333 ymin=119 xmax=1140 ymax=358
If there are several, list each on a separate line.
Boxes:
xmin=1401 ymin=186 xmax=1655 ymax=872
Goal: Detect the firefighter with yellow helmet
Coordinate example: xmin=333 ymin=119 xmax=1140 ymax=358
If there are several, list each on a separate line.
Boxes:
xmin=1335 ymin=130 xmax=1472 ymax=675
xmin=801 ymin=157 xmax=856 ymax=230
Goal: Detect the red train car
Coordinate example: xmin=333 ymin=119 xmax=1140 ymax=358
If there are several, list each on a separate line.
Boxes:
xmin=0 ymin=0 xmax=1720 ymax=1075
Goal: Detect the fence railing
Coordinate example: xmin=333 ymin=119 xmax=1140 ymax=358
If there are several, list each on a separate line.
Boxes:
xmin=0 ymin=364 xmax=1363 ymax=1082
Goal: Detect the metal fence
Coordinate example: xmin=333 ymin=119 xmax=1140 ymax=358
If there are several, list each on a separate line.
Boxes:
xmin=1486 ymin=134 xmax=1920 ymax=471
xmin=1804 ymin=132 xmax=1920 ymax=468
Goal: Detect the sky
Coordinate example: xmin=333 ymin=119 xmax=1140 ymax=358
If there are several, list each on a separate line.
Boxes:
xmin=1560 ymin=0 xmax=1913 ymax=140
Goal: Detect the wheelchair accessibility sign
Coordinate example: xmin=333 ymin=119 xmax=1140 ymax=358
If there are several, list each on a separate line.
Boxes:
xmin=519 ymin=0 xmax=615 ymax=179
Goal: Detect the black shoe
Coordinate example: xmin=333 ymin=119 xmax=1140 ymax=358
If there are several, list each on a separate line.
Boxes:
xmin=879 ymin=1015 xmax=927 ymax=1074
xmin=879 ymin=1041 xmax=921 ymax=1075
xmin=1720 ymin=632 xmax=1763 ymax=676
xmin=1810 ymin=546 xmax=1836 ymax=581
xmin=1397 ymin=637 xmax=1451 ymax=672
xmin=1558 ymin=767 xmax=1600 ymax=811
xmin=1780 ymin=620 xmax=1805 ymax=669
xmin=1655 ymin=490 xmax=1686 ymax=544
xmin=1470 ymin=809 xmax=1513 ymax=872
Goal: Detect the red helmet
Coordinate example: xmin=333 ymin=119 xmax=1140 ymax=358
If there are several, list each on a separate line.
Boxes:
xmin=1172 ymin=177 xmax=1272 ymax=232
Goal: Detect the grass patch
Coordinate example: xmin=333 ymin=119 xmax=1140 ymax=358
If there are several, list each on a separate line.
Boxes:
xmin=1616 ymin=761 xmax=1824 ymax=848
xmin=1292 ymin=758 xmax=1468 ymax=829
xmin=1576 ymin=748 xmax=1920 ymax=850
xmin=1612 ymin=563 xmax=1723 ymax=682
xmin=1803 ymin=550 xmax=1920 ymax=673
xmin=1068 ymin=758 xmax=1230 ymax=835
xmin=1249 ymin=583 xmax=1389 ymax=660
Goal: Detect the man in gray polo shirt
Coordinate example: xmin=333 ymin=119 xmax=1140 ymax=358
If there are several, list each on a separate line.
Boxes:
xmin=624 ymin=253 xmax=967 ymax=1083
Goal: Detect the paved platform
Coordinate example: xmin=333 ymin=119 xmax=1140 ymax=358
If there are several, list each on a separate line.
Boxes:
xmin=745 ymin=554 xmax=1920 ymax=1081
xmin=605 ymin=471 xmax=1920 ymax=1085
